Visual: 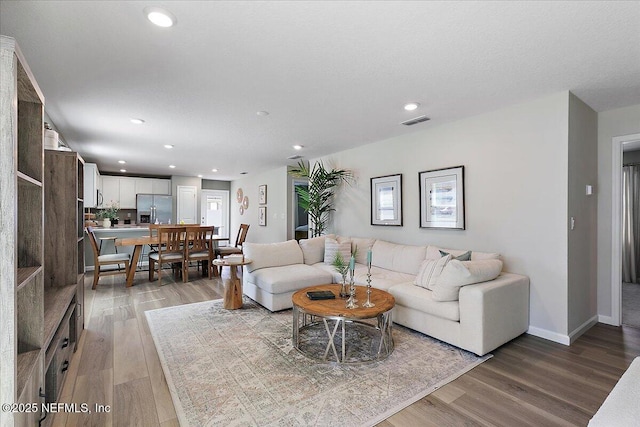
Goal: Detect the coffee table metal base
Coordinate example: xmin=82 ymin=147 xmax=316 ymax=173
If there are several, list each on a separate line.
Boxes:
xmin=292 ymin=306 xmax=393 ymax=364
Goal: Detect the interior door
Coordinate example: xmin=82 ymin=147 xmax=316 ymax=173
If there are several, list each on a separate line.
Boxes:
xmin=201 ymin=190 xmax=229 ymax=238
xmin=177 ymin=185 xmax=197 ymax=224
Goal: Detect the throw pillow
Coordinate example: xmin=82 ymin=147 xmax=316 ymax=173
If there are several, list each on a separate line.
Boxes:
xmin=324 ymin=238 xmax=352 ymax=265
xmin=414 ymin=254 xmax=452 ymax=290
xmin=299 ymin=236 xmax=327 ymax=265
xmin=431 ymin=259 xmax=503 ymax=301
xmin=439 ymin=249 xmax=472 ymax=261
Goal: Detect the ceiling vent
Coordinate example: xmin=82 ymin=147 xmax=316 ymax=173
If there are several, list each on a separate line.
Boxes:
xmin=288 ymin=154 xmax=303 ymax=160
xmin=401 ymin=115 xmax=430 ymax=126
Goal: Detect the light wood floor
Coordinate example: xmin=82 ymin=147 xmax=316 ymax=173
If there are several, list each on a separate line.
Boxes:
xmin=52 ymin=269 xmax=640 ymax=427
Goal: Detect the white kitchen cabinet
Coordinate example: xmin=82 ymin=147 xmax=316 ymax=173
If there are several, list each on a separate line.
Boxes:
xmin=152 ymin=178 xmax=171 ymax=195
xmin=83 ymin=163 xmax=101 ymax=207
xmin=101 ymin=176 xmax=120 ymax=207
xmin=135 ymin=178 xmax=153 ymax=194
xmin=119 ymin=177 xmax=137 ymax=208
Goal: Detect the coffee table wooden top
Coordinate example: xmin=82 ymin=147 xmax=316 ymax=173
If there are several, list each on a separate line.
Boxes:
xmin=292 ymin=284 xmax=395 ymax=319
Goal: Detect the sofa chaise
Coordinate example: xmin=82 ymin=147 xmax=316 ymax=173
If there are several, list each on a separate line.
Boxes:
xmin=242 ymin=235 xmax=529 ymax=356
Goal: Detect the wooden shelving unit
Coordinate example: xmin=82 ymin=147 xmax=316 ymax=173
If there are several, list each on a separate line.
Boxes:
xmin=0 ymin=35 xmax=45 ymax=427
xmin=43 ymin=149 xmax=85 ymax=412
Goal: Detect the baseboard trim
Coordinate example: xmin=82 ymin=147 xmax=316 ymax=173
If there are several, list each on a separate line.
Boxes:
xmin=568 ymin=315 xmax=598 ymax=344
xmin=598 ymin=314 xmax=619 ymax=326
xmin=527 ymin=326 xmax=570 ymax=345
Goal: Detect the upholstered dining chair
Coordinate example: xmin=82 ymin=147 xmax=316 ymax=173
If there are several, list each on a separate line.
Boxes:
xmin=86 ymin=226 xmax=131 ymax=289
xmin=183 ymin=226 xmax=215 ymax=282
xmin=148 ymin=226 xmax=186 ymax=283
xmin=216 ymin=223 xmax=250 ymax=258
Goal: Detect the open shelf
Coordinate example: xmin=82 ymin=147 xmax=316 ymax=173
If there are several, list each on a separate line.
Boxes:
xmin=16 ymin=266 xmax=42 ymax=291
xmin=16 ymin=349 xmax=41 ymax=401
xmin=43 ymin=285 xmax=77 ymax=349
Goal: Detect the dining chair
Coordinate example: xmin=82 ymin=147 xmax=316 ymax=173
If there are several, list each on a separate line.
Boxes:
xmin=148 ymin=226 xmax=186 ymax=283
xmin=86 ymin=226 xmax=131 ymax=289
xmin=216 ymin=223 xmax=250 ymax=258
xmin=184 ymin=226 xmax=215 ymax=282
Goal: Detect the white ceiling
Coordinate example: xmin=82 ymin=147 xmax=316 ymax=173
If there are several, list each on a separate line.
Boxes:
xmin=1 ymin=1 xmax=639 ymax=180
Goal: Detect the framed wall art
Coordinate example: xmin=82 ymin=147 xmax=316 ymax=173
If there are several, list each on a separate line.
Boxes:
xmin=258 ymin=206 xmax=267 ymax=226
xmin=259 ymin=184 xmax=267 ymax=204
xmin=419 ymin=166 xmax=465 ymax=229
xmin=370 ymin=174 xmax=403 ymax=226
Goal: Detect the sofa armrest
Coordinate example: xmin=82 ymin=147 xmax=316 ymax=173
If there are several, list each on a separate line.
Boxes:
xmin=458 ymin=272 xmax=529 ymax=355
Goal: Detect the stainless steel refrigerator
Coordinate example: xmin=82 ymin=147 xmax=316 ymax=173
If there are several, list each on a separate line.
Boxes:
xmin=136 ymin=194 xmax=173 ymax=224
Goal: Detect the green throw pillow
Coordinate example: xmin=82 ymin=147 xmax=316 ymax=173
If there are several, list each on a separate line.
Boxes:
xmin=439 ymin=249 xmax=471 ymax=261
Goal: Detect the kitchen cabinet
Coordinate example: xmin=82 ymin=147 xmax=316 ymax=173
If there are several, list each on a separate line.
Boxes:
xmin=152 ymin=178 xmax=171 ymax=195
xmin=101 ymin=176 xmax=171 ymax=209
xmin=1 ymin=36 xmax=45 ymax=426
xmin=84 ymin=162 xmax=101 ymax=207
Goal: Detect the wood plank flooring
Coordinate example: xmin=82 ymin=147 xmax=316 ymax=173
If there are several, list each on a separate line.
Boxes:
xmin=53 ymin=269 xmax=640 ymax=426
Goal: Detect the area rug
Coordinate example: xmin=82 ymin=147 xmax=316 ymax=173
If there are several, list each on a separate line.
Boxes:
xmin=145 ymin=298 xmax=491 ymax=427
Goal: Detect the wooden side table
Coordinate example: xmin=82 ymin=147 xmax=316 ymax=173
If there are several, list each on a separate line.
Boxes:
xmin=213 ymin=257 xmax=252 ymax=309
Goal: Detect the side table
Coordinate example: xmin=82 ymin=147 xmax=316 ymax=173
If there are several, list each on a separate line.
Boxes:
xmin=213 ymin=257 xmax=252 ymax=309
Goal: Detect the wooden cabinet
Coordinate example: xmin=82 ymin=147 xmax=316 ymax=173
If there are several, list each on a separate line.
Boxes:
xmin=135 ymin=177 xmax=153 ymax=194
xmin=0 ymin=35 xmax=45 ymax=426
xmin=43 ymin=150 xmax=84 ymax=419
xmin=101 ymin=175 xmax=120 ymax=207
xmin=119 ymin=177 xmax=137 ymax=208
xmin=83 ymin=162 xmax=101 ymax=208
xmin=152 ymin=178 xmax=171 ymax=195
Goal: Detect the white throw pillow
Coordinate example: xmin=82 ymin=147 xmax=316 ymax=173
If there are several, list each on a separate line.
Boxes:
xmin=299 ymin=235 xmax=328 ymax=265
xmin=431 ymin=259 xmax=503 ymax=301
xmin=414 ymin=254 xmax=452 ymax=290
xmin=350 ymin=237 xmax=376 ymax=265
xmin=425 ymin=245 xmax=500 ymax=261
xmin=323 ymin=238 xmax=352 ymax=265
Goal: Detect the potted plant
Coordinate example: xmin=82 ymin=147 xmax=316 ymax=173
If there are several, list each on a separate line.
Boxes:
xmin=332 ymin=246 xmax=358 ymax=298
xmin=96 ymin=201 xmax=119 ymax=228
xmin=289 ymin=160 xmax=352 ymax=237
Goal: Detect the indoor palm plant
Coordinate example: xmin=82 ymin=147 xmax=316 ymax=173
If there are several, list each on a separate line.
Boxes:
xmin=290 ymin=160 xmax=352 ymax=237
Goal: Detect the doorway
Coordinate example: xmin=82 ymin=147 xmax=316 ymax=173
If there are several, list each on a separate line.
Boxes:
xmin=177 ymin=185 xmax=197 ymax=224
xmin=611 ymin=133 xmax=640 ymax=326
xmin=291 ymin=178 xmax=308 ymax=240
xmin=622 ymin=143 xmax=640 ymax=328
xmin=201 ymin=190 xmax=229 ymax=239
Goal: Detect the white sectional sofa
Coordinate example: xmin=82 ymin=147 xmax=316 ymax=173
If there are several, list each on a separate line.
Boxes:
xmin=242 ymin=235 xmax=529 ymax=356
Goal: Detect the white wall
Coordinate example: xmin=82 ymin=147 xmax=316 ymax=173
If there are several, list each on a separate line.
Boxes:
xmin=230 ymin=166 xmax=289 ymax=243
xmin=596 ymin=104 xmax=640 ymax=320
xmin=567 ymin=93 xmax=598 ymax=338
xmin=318 ymin=92 xmax=571 ymax=340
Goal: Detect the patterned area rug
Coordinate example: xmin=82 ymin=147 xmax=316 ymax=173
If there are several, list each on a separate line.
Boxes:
xmin=145 ymin=298 xmax=491 ymax=427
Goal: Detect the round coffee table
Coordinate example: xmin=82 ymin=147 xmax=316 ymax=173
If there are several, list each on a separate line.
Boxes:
xmin=292 ymin=284 xmax=395 ymax=364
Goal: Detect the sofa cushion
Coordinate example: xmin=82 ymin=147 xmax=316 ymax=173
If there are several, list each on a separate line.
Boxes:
xmin=426 ymin=245 xmax=500 ymax=261
xmin=439 ymin=250 xmax=471 ymax=261
xmin=354 ymin=266 xmax=415 ymax=291
xmin=431 ymin=259 xmax=503 ymax=301
xmin=324 ymin=238 xmax=352 ymax=264
xmin=246 ymin=264 xmax=333 ymax=294
xmin=243 ymin=240 xmax=303 ymax=273
xmin=371 ymin=240 xmax=427 ymax=275
xmin=350 ymin=237 xmax=376 ymax=265
xmin=389 ymin=283 xmax=460 ymax=321
xmin=299 ymin=234 xmax=334 ymax=265
xmin=415 ymin=254 xmax=452 ymax=290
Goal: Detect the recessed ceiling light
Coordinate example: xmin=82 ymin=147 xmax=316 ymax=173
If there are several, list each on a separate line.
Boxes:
xmin=197 ymin=174 xmax=203 ymax=178
xmin=119 ymin=169 xmax=127 ymax=173
xmin=404 ymin=102 xmax=420 ymax=111
xmin=130 ymin=118 xmax=145 ymax=124
xmin=144 ymin=7 xmax=176 ymax=28
xmin=169 ymin=165 xmax=176 ymax=169
xmin=293 ymin=145 xmax=304 ymax=150
xmin=164 ymin=144 xmax=174 ymax=149
xmin=256 ymin=111 xmax=269 ymax=116
xmin=118 ymin=160 xmax=126 ymax=164
xmin=211 ymin=168 xmax=218 ymax=172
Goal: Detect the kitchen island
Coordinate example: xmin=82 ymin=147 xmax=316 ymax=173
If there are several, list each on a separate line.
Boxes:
xmin=84 ymin=225 xmax=151 ymax=271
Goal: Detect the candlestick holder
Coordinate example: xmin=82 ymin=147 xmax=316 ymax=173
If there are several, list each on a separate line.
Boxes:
xmin=362 ymin=266 xmax=375 ymax=307
xmin=345 ymin=270 xmax=358 ymax=309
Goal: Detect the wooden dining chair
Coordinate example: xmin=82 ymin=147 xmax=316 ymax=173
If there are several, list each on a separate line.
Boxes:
xmin=86 ymin=226 xmax=131 ymax=289
xmin=148 ymin=226 xmax=186 ymax=283
xmin=184 ymin=226 xmax=215 ymax=282
xmin=216 ymin=223 xmax=250 ymax=258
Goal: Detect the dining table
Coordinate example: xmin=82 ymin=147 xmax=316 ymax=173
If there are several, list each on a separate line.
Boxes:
xmin=115 ymin=230 xmax=229 ymax=287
